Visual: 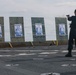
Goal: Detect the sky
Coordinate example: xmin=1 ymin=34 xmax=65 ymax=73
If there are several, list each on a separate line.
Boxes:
xmin=0 ymin=0 xmax=76 ymax=17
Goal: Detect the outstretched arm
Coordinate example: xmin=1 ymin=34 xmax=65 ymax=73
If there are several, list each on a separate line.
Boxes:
xmin=66 ymin=15 xmax=72 ymax=21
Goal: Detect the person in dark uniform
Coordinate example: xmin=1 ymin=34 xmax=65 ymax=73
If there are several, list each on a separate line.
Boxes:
xmin=75 ymin=39 xmax=76 ymax=47
xmin=69 ymin=19 xmax=76 ymax=48
xmin=65 ymin=9 xmax=76 ymax=57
